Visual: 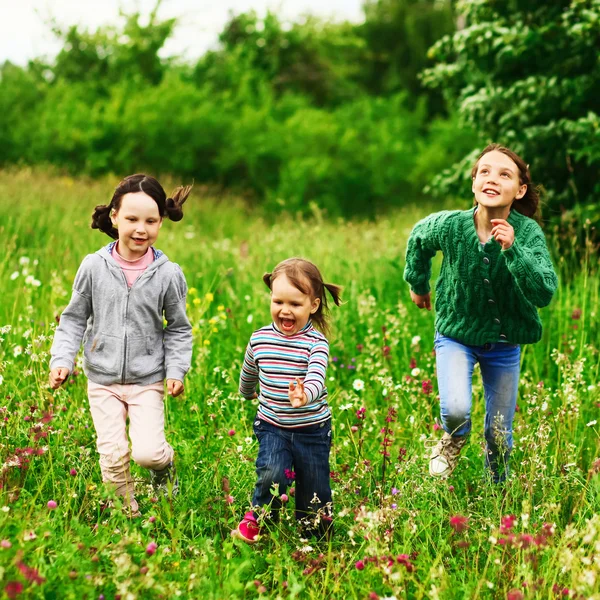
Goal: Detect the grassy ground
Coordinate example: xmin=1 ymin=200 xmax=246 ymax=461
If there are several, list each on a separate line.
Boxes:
xmin=0 ymin=168 xmax=598 ymax=599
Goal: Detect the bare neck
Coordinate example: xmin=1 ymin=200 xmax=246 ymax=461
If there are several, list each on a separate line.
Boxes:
xmin=474 ymin=205 xmax=511 ymax=242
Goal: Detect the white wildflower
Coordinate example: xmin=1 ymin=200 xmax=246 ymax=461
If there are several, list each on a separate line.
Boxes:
xmin=411 ymin=367 xmax=421 ymax=377
xmin=247 ymin=314 xmax=253 ymax=324
xmin=10 ymin=271 xmax=19 ymax=280
xmin=352 ymin=379 xmax=365 ymax=391
xmin=411 ymin=335 xmax=421 ymax=346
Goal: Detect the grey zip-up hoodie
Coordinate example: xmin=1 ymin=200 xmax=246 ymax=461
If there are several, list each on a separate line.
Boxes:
xmin=50 ymin=242 xmax=192 ymax=386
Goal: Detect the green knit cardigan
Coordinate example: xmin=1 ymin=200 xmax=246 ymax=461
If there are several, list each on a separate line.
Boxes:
xmin=403 ymin=207 xmax=558 ymax=346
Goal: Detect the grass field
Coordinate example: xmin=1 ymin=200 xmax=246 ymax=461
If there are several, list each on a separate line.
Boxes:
xmin=0 ymin=168 xmax=599 ymax=600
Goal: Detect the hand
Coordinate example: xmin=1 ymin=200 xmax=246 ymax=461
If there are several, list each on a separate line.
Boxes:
xmin=491 ymin=219 xmax=515 ymax=250
xmin=167 ymin=379 xmax=184 ymax=397
xmin=50 ymin=367 xmax=70 ymax=389
xmin=288 ymin=378 xmax=308 ymax=408
xmin=410 ymin=290 xmax=431 ymax=310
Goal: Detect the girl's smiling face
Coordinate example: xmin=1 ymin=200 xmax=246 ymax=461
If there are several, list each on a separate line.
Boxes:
xmin=111 ymin=192 xmax=162 ymax=260
xmin=472 ymin=150 xmax=527 ymax=211
xmin=270 ymin=274 xmax=320 ymax=336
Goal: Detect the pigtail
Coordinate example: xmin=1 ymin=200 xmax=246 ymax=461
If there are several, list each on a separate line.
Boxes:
xmin=324 ymin=282 xmax=343 ymax=306
xmin=91 ymin=204 xmax=118 ymax=239
xmin=165 ymin=184 xmax=193 ymax=222
xmin=263 ymin=272 xmax=273 ymax=289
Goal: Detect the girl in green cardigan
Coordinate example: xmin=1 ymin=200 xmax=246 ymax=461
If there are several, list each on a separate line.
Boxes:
xmin=404 ymin=144 xmax=557 ymax=483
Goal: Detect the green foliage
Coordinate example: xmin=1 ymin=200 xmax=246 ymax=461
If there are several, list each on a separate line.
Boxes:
xmin=196 ymin=11 xmax=367 ymax=107
xmin=423 ymin=0 xmax=600 ymax=220
xmin=0 ymin=3 xmax=477 ymax=215
xmin=359 ymin=0 xmax=456 ymax=109
xmin=50 ymin=7 xmax=176 ymax=87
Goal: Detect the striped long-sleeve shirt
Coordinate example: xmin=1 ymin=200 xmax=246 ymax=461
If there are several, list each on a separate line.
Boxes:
xmin=239 ymin=321 xmax=331 ymax=428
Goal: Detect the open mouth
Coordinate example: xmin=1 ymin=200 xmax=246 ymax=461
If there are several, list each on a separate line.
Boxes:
xmin=280 ymin=318 xmax=295 ymax=333
xmin=482 ymin=188 xmax=500 ymax=196
xmin=131 ymin=237 xmax=147 ymax=244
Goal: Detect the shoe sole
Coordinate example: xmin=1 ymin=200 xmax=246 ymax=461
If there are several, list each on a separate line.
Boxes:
xmin=429 ymin=459 xmax=453 ymax=478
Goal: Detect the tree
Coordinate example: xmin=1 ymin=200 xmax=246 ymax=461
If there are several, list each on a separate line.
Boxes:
xmin=422 ymin=0 xmax=600 ymax=216
xmin=193 ymin=11 xmax=366 ymax=107
xmin=359 ymin=0 xmax=456 ymax=111
xmin=50 ymin=3 xmax=175 ymax=89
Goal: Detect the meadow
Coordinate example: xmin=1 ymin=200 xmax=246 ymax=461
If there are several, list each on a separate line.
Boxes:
xmin=0 ymin=168 xmax=598 ymax=600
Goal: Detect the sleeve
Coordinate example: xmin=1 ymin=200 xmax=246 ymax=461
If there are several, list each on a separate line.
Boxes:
xmin=163 ymin=265 xmax=193 ymax=382
xmin=403 ymin=212 xmax=446 ymax=295
xmin=49 ymin=256 xmax=94 ymax=372
xmin=502 ymin=222 xmax=558 ymax=308
xmin=239 ymin=341 xmax=259 ymax=399
xmin=303 ymin=337 xmax=329 ymax=404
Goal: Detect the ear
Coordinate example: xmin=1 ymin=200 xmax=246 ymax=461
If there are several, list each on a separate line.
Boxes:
xmin=159 ymin=218 xmax=164 ymax=229
xmin=310 ymin=297 xmax=321 ymax=314
xmin=471 ymin=177 xmax=475 ymax=195
xmin=515 ymin=184 xmax=527 ymax=200
xmin=110 ymin=210 xmax=117 ymax=225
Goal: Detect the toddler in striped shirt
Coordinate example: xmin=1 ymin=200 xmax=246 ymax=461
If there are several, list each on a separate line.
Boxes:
xmin=234 ymin=258 xmax=342 ymax=543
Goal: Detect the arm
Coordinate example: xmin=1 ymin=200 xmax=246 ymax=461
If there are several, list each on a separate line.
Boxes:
xmin=49 ymin=257 xmax=94 ymax=386
xmin=163 ymin=266 xmax=193 ymax=385
xmin=301 ymin=338 xmax=329 ymax=405
xmin=403 ymin=212 xmax=446 ymax=296
xmin=239 ymin=342 xmax=259 ymax=399
xmin=502 ymin=223 xmax=558 ymax=308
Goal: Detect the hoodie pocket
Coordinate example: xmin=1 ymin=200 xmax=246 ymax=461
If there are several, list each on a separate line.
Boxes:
xmin=84 ymin=334 xmax=122 ymax=375
xmin=127 ymin=334 xmax=164 ymax=379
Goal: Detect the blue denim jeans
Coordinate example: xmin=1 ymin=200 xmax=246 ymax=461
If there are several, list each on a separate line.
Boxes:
xmin=434 ymin=332 xmax=521 ymax=483
xmin=251 ymin=416 xmax=332 ymax=533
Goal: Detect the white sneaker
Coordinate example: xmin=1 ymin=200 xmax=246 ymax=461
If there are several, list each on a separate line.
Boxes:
xmin=428 ymin=432 xmax=468 ymax=478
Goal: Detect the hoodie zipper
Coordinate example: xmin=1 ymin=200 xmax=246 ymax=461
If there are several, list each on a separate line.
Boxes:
xmin=120 ymin=269 xmax=131 ymax=384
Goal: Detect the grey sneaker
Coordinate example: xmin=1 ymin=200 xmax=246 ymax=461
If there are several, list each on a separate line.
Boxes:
xmin=429 ymin=433 xmax=468 ymax=477
xmin=149 ymin=461 xmax=179 ymax=497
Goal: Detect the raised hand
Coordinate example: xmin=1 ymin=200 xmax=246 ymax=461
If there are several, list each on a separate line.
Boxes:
xmin=491 ymin=218 xmax=515 ymax=250
xmin=410 ymin=290 xmax=431 ymax=311
xmin=167 ymin=379 xmax=184 ymax=397
xmin=288 ymin=378 xmax=308 ymax=408
xmin=49 ymin=367 xmax=70 ymax=389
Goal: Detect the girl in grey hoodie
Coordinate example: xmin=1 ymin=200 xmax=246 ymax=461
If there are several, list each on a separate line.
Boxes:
xmin=50 ymin=174 xmax=193 ymax=516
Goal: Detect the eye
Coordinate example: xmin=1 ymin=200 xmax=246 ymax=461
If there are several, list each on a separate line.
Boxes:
xmin=292 ymin=302 xmax=301 ymax=307
xmin=127 ymin=217 xmax=136 ymax=221
xmin=480 ymin=169 xmax=489 ymax=175
xmin=273 ymin=300 xmax=283 ymax=305
xmin=501 ymin=172 xmax=510 ymax=178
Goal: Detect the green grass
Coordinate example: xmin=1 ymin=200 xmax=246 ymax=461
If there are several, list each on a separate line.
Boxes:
xmin=0 ymin=168 xmax=598 ymax=599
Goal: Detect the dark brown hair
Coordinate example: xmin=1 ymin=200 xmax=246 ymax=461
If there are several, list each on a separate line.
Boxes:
xmin=471 ymin=143 xmax=541 ymax=223
xmin=91 ymin=174 xmax=193 ymax=239
xmin=263 ymin=258 xmax=342 ymax=337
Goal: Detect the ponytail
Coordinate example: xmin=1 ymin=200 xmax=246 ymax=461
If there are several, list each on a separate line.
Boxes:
xmin=324 ymin=282 xmax=343 ymax=307
xmin=91 ymin=204 xmax=118 ymax=239
xmin=165 ymin=184 xmax=193 ymax=222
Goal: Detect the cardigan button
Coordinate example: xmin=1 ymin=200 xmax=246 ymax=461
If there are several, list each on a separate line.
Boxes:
xmin=488 ymin=299 xmax=495 ymax=305
xmin=483 ymin=257 xmax=490 ymax=264
xmin=494 ymin=318 xmax=501 ymax=324
xmin=499 ymin=334 xmax=507 ymax=340
xmin=483 ymin=278 xmax=490 ymax=285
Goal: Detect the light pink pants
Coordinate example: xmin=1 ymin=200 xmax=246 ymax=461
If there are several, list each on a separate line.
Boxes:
xmin=87 ymin=381 xmax=174 ymax=511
